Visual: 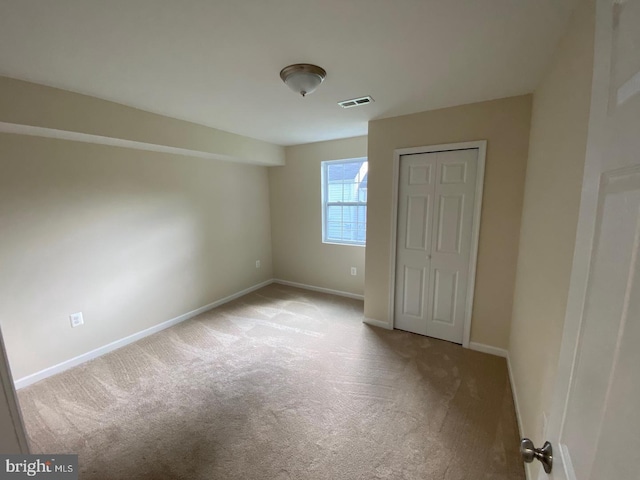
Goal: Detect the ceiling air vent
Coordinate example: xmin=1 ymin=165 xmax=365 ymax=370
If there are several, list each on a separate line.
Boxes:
xmin=338 ymin=96 xmax=374 ymax=108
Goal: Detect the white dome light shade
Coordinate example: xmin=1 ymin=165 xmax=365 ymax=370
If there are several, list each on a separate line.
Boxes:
xmin=280 ymin=64 xmax=327 ymax=97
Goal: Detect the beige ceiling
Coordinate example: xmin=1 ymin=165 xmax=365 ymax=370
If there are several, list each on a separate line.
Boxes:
xmin=0 ymin=0 xmax=578 ymax=146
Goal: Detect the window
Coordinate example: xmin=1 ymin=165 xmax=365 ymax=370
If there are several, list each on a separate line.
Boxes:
xmin=321 ymin=158 xmax=368 ymax=246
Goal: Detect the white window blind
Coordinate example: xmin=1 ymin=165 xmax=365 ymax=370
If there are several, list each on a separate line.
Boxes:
xmin=321 ymin=158 xmax=368 ymax=246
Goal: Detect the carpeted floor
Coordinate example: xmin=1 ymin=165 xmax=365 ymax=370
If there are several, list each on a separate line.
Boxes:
xmin=18 ymin=284 xmax=525 ymax=480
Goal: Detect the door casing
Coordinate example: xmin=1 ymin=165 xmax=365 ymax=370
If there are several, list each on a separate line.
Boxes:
xmin=0 ymin=327 xmax=29 ymax=453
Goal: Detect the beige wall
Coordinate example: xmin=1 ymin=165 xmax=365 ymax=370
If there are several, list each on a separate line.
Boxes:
xmin=0 ymin=76 xmax=285 ymax=166
xmin=365 ymin=95 xmax=532 ymax=349
xmin=508 ymin=0 xmax=595 ymax=465
xmin=269 ymin=137 xmax=367 ymax=296
xmin=0 ymin=134 xmax=273 ymax=380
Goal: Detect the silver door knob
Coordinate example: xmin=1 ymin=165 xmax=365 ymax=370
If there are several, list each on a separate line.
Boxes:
xmin=520 ymin=438 xmax=553 ymax=474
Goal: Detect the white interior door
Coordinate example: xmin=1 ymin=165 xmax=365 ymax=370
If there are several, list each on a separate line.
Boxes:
xmin=394 ymin=149 xmax=478 ymax=343
xmin=541 ymin=0 xmax=640 ymax=478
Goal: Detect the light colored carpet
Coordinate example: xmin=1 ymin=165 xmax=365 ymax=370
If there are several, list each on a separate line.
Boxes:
xmin=18 ymin=284 xmax=525 ymax=479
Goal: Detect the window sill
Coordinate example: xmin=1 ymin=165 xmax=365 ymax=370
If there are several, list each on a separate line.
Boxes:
xmin=322 ymin=241 xmax=366 ymax=247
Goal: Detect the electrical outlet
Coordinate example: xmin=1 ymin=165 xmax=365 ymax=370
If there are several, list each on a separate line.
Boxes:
xmin=350 ymin=267 xmax=357 ymax=276
xmin=256 ymin=260 xmax=261 ymax=269
xmin=69 ymin=312 xmax=84 ymax=328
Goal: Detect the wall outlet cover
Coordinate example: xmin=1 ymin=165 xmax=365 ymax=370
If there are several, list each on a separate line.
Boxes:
xmin=69 ymin=312 xmax=84 ymax=328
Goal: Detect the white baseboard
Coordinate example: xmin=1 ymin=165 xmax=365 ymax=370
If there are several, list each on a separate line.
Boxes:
xmin=469 ymin=344 xmax=529 ymax=478
xmin=468 ymin=343 xmax=529 ymax=478
xmin=14 ymin=279 xmax=274 ymax=390
xmin=363 ymin=317 xmax=393 ymax=330
xmin=468 ymin=341 xmax=508 ymax=358
xmin=272 ymin=279 xmax=364 ymax=301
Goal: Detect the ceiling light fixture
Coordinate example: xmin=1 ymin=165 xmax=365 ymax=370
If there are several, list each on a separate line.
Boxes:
xmin=280 ymin=64 xmax=326 ymax=97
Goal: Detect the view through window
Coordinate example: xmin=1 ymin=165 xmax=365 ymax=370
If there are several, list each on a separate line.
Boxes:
xmin=321 ymin=158 xmax=368 ymax=246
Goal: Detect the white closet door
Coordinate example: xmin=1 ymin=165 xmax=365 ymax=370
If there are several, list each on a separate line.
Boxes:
xmin=426 ymin=149 xmax=478 ymax=343
xmin=394 ymin=149 xmax=478 ymax=343
xmin=394 ymin=153 xmax=437 ymax=335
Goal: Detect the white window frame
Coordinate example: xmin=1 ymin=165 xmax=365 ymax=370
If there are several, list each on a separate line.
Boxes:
xmin=321 ymin=157 xmax=368 ymax=246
